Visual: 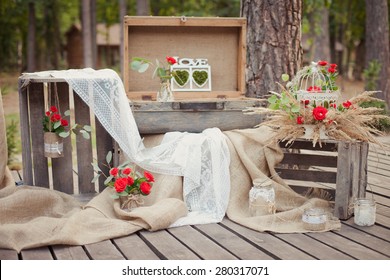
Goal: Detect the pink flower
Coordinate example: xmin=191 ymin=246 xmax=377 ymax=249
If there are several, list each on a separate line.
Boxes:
xmin=166 ymin=56 xmax=177 ymax=65
xmin=312 ymin=106 xmax=328 ymax=121
xmin=296 ymin=116 xmax=304 ymax=124
xmin=122 ymin=167 xmax=132 ymax=175
xmin=110 ymin=167 xmax=119 ymax=177
xmin=114 ymin=177 xmax=127 ymax=193
xmin=140 ymin=182 xmax=152 ymax=195
xmin=144 ymin=171 xmax=155 ymax=182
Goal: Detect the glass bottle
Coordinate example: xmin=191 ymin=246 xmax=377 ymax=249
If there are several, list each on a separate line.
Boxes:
xmin=354 ymin=198 xmax=376 ymax=226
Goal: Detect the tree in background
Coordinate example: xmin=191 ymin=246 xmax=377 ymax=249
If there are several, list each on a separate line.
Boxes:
xmin=241 ymin=0 xmax=303 ymax=97
xmin=365 ymin=0 xmax=390 ymax=108
xmin=27 ymin=1 xmax=36 ymax=72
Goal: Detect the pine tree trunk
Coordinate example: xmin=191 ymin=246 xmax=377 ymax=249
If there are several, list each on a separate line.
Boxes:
xmin=365 ymin=0 xmax=390 ymax=107
xmin=82 ymin=0 xmax=93 ymax=68
xmin=27 ymin=1 xmax=36 ymax=72
xmin=241 ymin=0 xmax=303 ymax=97
xmin=137 ymin=0 xmax=150 ymax=16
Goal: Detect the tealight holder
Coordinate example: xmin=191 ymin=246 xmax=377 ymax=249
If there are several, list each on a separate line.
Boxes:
xmin=302 ymin=208 xmax=327 ymax=231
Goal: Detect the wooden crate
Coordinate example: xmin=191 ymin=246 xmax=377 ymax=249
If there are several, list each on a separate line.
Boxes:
xmin=276 ymin=139 xmax=369 ymax=220
xmin=123 ymin=16 xmax=264 ymax=134
xmin=18 ymin=77 xmax=117 ymax=195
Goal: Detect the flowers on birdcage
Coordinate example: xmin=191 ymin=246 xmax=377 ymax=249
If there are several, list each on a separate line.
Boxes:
xmin=92 ymin=151 xmax=155 ymax=200
xmin=244 ymin=60 xmax=390 ymax=146
xmin=287 ymin=60 xmax=339 ymax=93
xmin=43 ymin=106 xmax=91 ymax=139
xmin=131 ymin=56 xmax=179 ymax=83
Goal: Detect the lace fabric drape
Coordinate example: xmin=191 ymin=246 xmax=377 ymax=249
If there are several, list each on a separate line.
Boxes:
xmin=22 ymin=68 xmax=231 ymax=226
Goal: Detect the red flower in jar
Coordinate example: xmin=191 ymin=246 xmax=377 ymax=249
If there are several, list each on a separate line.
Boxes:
xmin=318 ymin=60 xmax=328 ymax=66
xmin=122 ymin=167 xmax=132 ymax=175
xmin=140 ymin=182 xmax=152 ymax=195
xmin=144 ymin=171 xmax=155 ymax=182
xmin=166 ymin=56 xmax=177 ymax=65
xmin=110 ymin=167 xmax=119 ymax=177
xmin=296 ymin=116 xmax=304 ymax=124
xmin=312 ymin=106 xmax=328 ymax=121
xmin=114 ymin=177 xmax=128 ymax=193
xmin=307 ymin=86 xmax=321 ymax=92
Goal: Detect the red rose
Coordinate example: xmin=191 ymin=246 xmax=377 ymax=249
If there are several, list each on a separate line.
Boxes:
xmin=127 ymin=176 xmax=134 ymax=186
xmin=328 ymin=67 xmax=336 ymax=73
xmin=166 ymin=56 xmax=177 ymax=65
xmin=144 ymin=171 xmax=154 ymax=182
xmin=50 ymin=106 xmax=58 ymax=113
xmin=114 ymin=177 xmax=127 ymax=193
xmin=330 ymin=103 xmax=336 ymax=108
xmin=312 ymin=106 xmax=328 ymax=121
xmin=122 ymin=167 xmax=132 ymax=175
xmin=296 ymin=116 xmax=304 ymax=124
xmin=60 ymin=119 xmax=68 ymax=127
xmin=51 ymin=113 xmax=61 ymax=122
xmin=140 ymin=182 xmax=152 ymax=195
xmin=318 ymin=60 xmax=328 ymax=66
xmin=329 ymin=63 xmax=337 ymax=69
xmin=343 ymin=100 xmax=352 ymax=109
xmin=110 ymin=167 xmax=119 ymax=176
xmin=307 ymin=86 xmax=321 ymax=92
xmin=45 ymin=111 xmax=51 ymax=116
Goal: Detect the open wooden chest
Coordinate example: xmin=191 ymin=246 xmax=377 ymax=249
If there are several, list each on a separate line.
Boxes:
xmin=123 ymin=16 xmax=263 ymax=134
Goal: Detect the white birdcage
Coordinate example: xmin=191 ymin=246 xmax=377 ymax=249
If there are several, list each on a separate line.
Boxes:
xmin=289 ymin=62 xmax=340 ymax=106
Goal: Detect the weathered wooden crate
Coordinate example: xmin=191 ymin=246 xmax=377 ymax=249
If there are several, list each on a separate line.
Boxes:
xmin=276 ymin=139 xmax=369 ymax=220
xmin=18 ymin=77 xmax=117 ymax=196
xmin=123 ymin=16 xmax=263 ymax=134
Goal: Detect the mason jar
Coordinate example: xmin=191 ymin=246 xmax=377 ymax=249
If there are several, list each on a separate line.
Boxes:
xmin=354 ymin=198 xmax=376 ymax=226
xmin=302 ymin=208 xmax=327 ymax=231
xmin=249 ymin=179 xmax=276 ymax=216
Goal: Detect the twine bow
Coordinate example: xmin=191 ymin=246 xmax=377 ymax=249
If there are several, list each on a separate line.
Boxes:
xmin=121 ymin=194 xmax=144 ymax=211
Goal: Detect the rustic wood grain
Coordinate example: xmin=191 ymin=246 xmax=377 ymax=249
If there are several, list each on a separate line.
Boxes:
xmin=20 ymin=247 xmax=53 ymax=260
xmin=84 ymin=240 xmax=125 ymax=260
xmin=112 ymin=234 xmax=160 ymax=260
xmin=50 ymin=82 xmax=74 ymax=194
xmin=51 ymin=245 xmax=90 ymax=260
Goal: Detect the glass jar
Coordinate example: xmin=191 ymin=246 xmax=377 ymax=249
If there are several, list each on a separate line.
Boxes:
xmin=354 ymin=198 xmax=376 ymax=226
xmin=302 ymin=208 xmax=327 ymax=231
xmin=249 ymin=179 xmax=276 ymax=216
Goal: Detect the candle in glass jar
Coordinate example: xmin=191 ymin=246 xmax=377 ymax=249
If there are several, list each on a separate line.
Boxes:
xmin=354 ymin=198 xmax=376 ymax=226
xmin=302 ymin=208 xmax=327 ymax=231
xmin=249 ymin=179 xmax=276 ymax=216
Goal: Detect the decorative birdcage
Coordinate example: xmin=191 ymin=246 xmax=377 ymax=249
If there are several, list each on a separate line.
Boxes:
xmin=288 ymin=61 xmax=340 ymax=107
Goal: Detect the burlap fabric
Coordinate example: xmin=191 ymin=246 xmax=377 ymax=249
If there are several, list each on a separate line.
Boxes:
xmin=0 ymin=92 xmax=340 ymax=252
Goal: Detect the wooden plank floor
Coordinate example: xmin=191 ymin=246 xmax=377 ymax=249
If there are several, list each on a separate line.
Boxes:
xmin=1 ymin=139 xmax=390 ymax=260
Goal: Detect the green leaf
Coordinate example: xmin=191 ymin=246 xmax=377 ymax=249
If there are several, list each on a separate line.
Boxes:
xmin=83 ymin=125 xmax=92 ymax=132
xmin=106 ymin=151 xmax=113 ymax=164
xmin=91 ymin=162 xmax=102 ymax=173
xmin=291 ymin=104 xmax=300 ymax=113
xmin=268 ymin=95 xmax=278 ymax=104
xmin=80 ymin=130 xmax=90 ymax=139
xmin=64 ymin=110 xmax=71 ymax=116
xmin=269 ymin=103 xmax=280 ymax=110
xmin=280 ymin=94 xmax=290 ymax=105
xmin=130 ymin=60 xmax=142 ymax=71
xmin=111 ymin=193 xmax=120 ymax=199
xmin=138 ymin=63 xmax=149 ymax=73
xmin=91 ymin=174 xmax=100 ymax=183
xmin=53 ymin=121 xmax=61 ymax=129
xmin=59 ymin=131 xmax=69 ymax=138
xmin=104 ymin=175 xmax=113 ymax=186
xmin=281 ymin=74 xmax=289 ymax=82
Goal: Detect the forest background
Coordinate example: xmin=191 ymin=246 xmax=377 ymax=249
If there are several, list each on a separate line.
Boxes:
xmin=0 ymin=0 xmax=389 ymax=168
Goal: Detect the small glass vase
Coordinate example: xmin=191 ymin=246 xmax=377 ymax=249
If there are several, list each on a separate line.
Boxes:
xmin=120 ymin=194 xmax=144 ymax=211
xmin=157 ymin=80 xmax=174 ymax=102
